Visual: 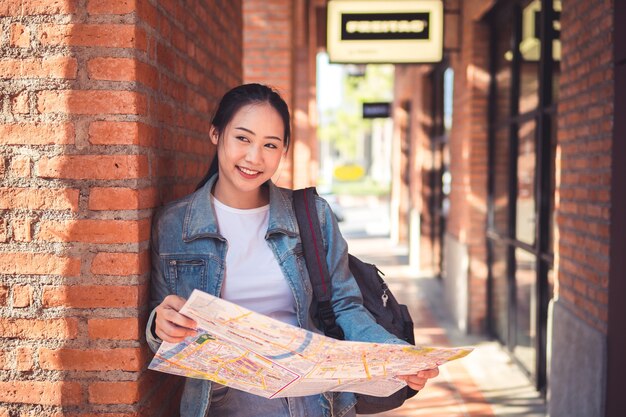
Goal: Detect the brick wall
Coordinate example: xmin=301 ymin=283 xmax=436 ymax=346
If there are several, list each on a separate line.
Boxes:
xmin=392 ymin=65 xmax=422 ymax=245
xmin=243 ymin=0 xmax=295 ymax=187
xmin=243 ymin=0 xmax=292 ymax=100
xmin=243 ymin=0 xmax=319 ymax=189
xmin=555 ymin=0 xmax=613 ymax=333
xmin=391 ymin=0 xmax=462 ymax=274
xmin=445 ymin=0 xmax=490 ymax=333
xmin=0 ymin=1 xmax=242 ymax=415
xmin=419 ymin=74 xmax=436 ymax=271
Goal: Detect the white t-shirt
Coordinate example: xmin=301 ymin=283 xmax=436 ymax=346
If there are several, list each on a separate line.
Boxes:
xmin=212 ymin=196 xmax=298 ymax=326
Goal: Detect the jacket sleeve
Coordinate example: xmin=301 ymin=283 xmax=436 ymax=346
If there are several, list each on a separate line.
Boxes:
xmin=315 ymin=196 xmax=408 ymax=345
xmin=145 ymin=212 xmax=170 ymax=353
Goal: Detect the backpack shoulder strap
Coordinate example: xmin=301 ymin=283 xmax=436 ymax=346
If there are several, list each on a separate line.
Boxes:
xmin=293 ymin=187 xmax=331 ymax=301
xmin=292 ymin=187 xmax=344 ymax=339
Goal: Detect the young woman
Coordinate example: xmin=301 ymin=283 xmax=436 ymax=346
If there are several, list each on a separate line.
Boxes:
xmin=146 ymin=83 xmax=439 ymax=417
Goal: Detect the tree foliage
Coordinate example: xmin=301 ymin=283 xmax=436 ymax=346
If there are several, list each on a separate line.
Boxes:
xmin=318 ymin=64 xmax=394 ymax=162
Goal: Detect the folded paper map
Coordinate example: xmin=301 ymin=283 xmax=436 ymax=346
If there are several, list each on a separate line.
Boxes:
xmin=149 ymin=289 xmax=473 ymax=398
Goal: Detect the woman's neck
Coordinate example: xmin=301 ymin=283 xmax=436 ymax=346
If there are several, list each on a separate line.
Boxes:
xmin=211 ymin=181 xmax=269 ymax=209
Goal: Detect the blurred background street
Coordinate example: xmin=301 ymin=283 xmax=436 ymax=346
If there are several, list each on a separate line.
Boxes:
xmin=339 ymin=196 xmax=547 ymax=417
xmin=1 ymin=1 xmax=623 ymax=415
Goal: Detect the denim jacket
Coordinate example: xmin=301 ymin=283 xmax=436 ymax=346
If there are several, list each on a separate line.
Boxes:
xmin=146 ymin=175 xmax=404 ymax=417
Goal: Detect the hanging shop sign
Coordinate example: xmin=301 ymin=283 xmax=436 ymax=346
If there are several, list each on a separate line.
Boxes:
xmin=521 ymin=0 xmax=561 ymax=61
xmin=327 ymin=0 xmax=443 ymax=64
xmin=505 ymin=0 xmax=561 ymax=62
xmin=363 ymin=102 xmax=391 ymax=118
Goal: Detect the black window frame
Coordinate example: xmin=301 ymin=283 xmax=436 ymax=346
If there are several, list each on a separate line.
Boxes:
xmin=428 ymin=62 xmax=452 ymax=278
xmin=486 ymin=0 xmax=558 ymax=395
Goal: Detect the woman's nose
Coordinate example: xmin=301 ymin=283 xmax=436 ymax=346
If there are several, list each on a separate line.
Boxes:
xmin=245 ymin=145 xmax=262 ymax=163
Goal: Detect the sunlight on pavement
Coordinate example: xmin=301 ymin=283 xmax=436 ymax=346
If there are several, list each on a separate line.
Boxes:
xmin=341 ymin=196 xmax=547 ymax=417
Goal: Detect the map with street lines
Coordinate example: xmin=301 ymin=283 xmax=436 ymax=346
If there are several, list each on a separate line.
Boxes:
xmin=149 ymin=289 xmax=473 ymax=398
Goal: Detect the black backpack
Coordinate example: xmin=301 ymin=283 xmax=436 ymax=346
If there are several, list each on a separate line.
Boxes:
xmin=292 ymin=187 xmax=418 ymax=414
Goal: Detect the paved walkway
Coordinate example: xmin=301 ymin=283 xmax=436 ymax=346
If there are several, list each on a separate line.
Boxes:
xmin=338 ymin=196 xmax=547 ymax=417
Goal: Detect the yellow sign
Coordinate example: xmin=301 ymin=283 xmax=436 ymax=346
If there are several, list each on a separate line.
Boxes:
xmin=334 ymin=165 xmax=365 ymax=181
xmin=520 ymin=0 xmax=561 ymax=61
xmin=327 ymin=0 xmax=443 ymax=63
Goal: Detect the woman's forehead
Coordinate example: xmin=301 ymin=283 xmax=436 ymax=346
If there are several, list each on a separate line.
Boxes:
xmin=229 ymin=103 xmax=284 ymax=135
xmin=234 ymin=102 xmax=279 ymax=118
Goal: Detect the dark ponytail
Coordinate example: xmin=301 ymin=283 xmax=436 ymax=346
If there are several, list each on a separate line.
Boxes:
xmin=196 ymin=83 xmax=291 ymax=190
xmin=195 ymin=155 xmax=219 ymax=191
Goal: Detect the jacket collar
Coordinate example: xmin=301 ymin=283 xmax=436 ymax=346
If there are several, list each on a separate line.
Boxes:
xmin=183 ymin=174 xmax=298 ymax=242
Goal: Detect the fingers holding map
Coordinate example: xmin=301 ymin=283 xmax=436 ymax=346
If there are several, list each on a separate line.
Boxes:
xmin=148 ymin=289 xmax=473 ymax=399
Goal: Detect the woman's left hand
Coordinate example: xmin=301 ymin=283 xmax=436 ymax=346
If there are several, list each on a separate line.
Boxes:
xmin=397 ymin=367 xmax=440 ymax=391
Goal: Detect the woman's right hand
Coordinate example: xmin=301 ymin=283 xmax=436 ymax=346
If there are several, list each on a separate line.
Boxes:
xmin=154 ymin=295 xmax=198 ymax=343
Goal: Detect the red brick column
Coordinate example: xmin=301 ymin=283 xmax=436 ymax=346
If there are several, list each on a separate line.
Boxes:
xmin=0 ymin=1 xmax=242 ymax=415
xmin=549 ymin=4 xmax=614 ymax=414
xmin=555 ymin=0 xmax=612 ymax=334
xmin=243 ymin=0 xmax=319 ymax=189
xmin=392 ymin=65 xmax=429 ymax=252
xmin=243 ymin=0 xmax=295 ymax=187
xmin=446 ymin=1 xmax=490 ymax=333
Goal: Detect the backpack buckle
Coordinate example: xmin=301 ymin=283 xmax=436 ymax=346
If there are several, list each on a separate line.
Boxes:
xmin=318 ymin=303 xmax=335 ymax=323
xmin=317 ymin=302 xmax=345 ymax=339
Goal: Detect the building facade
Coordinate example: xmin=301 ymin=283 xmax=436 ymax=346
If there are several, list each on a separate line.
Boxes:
xmin=1 ymin=0 xmax=624 ymax=416
xmin=0 ymin=1 xmax=244 ymax=415
xmin=392 ymin=0 xmax=624 ymax=416
xmin=0 ymin=0 xmax=321 ymax=415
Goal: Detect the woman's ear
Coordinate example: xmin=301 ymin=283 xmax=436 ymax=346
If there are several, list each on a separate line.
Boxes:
xmin=209 ymin=126 xmax=219 ymax=145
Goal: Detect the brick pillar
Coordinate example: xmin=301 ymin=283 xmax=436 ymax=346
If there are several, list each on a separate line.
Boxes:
xmin=549 ymin=0 xmax=613 ymax=415
xmin=419 ymin=72 xmax=435 ymax=272
xmin=0 ymin=1 xmax=242 ymax=415
xmin=243 ymin=0 xmax=295 ymax=188
xmin=392 ymin=65 xmax=430 ymax=263
xmin=444 ymin=0 xmax=490 ymax=334
xmin=291 ymin=0 xmax=318 ymax=189
xmin=243 ymin=0 xmax=319 ymax=189
xmin=392 ymin=66 xmax=420 ymax=246
xmin=553 ymin=0 xmax=612 ymax=338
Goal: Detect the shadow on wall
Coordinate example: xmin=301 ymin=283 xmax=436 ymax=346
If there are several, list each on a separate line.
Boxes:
xmin=20 ymin=26 xmax=184 ymax=417
xmin=0 ymin=1 xmax=231 ymax=415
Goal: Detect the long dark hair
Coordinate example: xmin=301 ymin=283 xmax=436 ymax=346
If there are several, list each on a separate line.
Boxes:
xmin=195 ymin=83 xmax=291 ymax=190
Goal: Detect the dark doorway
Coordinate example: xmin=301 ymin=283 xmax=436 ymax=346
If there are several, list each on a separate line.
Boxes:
xmin=486 ymin=0 xmax=560 ymax=394
xmin=427 ymin=65 xmax=453 ymax=278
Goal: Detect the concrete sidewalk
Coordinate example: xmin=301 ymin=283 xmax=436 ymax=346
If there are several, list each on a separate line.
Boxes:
xmin=338 ymin=196 xmax=547 ymax=417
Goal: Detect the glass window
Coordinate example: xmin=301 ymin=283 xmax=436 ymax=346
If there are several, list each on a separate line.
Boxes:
xmin=487 ymin=0 xmax=560 ymax=393
xmin=519 ymin=60 xmax=539 ymax=114
xmin=494 ymin=127 xmax=511 ymax=236
xmin=547 ymin=265 xmax=555 ymax=302
xmin=546 ymin=0 xmax=562 ymax=103
xmin=552 ymin=59 xmax=560 ymax=103
xmin=519 ymin=0 xmax=540 ymax=113
xmin=443 ymin=68 xmax=454 ymax=133
xmin=491 ymin=241 xmax=510 ymax=344
xmin=548 ymin=116 xmax=557 ymax=253
xmin=494 ymin=17 xmax=513 ymax=125
xmin=516 ymin=119 xmax=537 ymax=245
xmin=514 ymin=247 xmax=537 ymax=375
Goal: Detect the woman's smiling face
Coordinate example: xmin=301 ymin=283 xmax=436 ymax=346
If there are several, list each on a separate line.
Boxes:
xmin=210 ymin=102 xmax=286 ymax=208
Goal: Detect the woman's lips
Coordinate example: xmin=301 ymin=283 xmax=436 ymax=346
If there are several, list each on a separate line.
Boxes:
xmin=237 ymin=166 xmax=262 ymax=179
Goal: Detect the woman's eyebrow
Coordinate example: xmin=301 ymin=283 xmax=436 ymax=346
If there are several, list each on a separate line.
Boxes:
xmin=234 ymin=126 xmax=282 ymax=141
xmin=234 ymin=126 xmax=255 ymax=135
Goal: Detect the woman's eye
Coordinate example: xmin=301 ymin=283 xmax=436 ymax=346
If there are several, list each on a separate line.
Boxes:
xmin=265 ymin=143 xmax=278 ymax=149
xmin=236 ymin=136 xmax=249 ymax=142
